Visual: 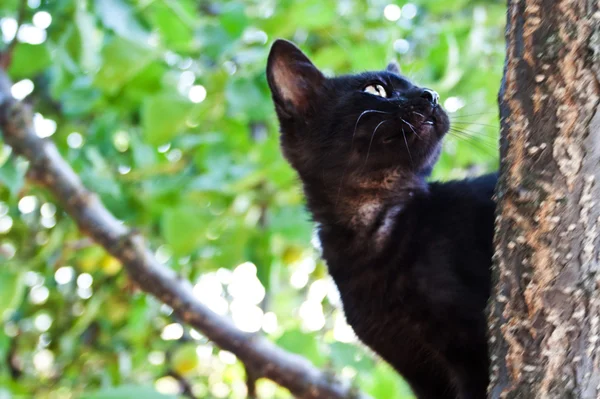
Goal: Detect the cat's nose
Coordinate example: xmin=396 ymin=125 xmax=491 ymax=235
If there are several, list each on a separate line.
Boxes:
xmin=421 ymin=89 xmax=439 ymax=106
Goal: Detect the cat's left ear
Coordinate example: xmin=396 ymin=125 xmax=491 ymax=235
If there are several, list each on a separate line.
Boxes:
xmin=386 ymin=61 xmax=401 ymax=74
xmin=266 ymin=39 xmax=324 ymax=117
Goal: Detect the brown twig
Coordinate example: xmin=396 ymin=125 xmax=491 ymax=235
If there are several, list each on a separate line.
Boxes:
xmin=167 ymin=370 xmax=197 ymax=399
xmin=0 ymin=70 xmax=368 ymax=399
xmin=246 ymin=364 xmax=259 ymax=399
xmin=0 ymin=0 xmax=27 ymax=69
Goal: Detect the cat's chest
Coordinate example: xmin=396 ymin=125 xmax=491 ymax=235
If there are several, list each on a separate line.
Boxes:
xmin=327 ymin=252 xmax=463 ymax=335
xmin=333 ymin=268 xmax=435 ymax=359
xmin=331 ymin=261 xmax=418 ymax=330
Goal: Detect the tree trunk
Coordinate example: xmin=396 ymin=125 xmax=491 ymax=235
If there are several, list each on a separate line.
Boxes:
xmin=489 ymin=0 xmax=600 ymax=398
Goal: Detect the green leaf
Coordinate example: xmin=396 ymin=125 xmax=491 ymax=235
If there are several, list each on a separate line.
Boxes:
xmin=289 ymin=1 xmax=336 ymax=29
xmin=145 ymin=2 xmax=195 ymax=51
xmin=329 ymin=342 xmax=374 ymax=373
xmin=80 ymin=385 xmax=179 ymax=399
xmin=94 ymin=37 xmax=156 ymax=95
xmin=225 ymin=77 xmax=271 ymax=121
xmin=248 ymin=233 xmax=273 ymax=292
xmin=196 ymin=24 xmax=233 ymax=59
xmin=0 ymin=328 xmax=10 ymax=359
xmin=360 ymin=362 xmax=415 ymax=399
xmin=0 ymin=268 xmax=25 ymax=320
xmin=275 ymin=329 xmax=326 ymax=367
xmin=161 ymin=206 xmax=208 ymax=256
xmin=269 ymin=205 xmax=312 ymax=244
xmin=0 ymin=0 xmax=18 ymax=14
xmin=75 ymin=5 xmax=103 ymax=72
xmin=59 ymin=294 xmax=104 ymax=357
xmin=313 ymin=46 xmax=350 ymax=71
xmin=427 ymin=0 xmax=471 ymax=13
xmin=125 ymin=296 xmax=151 ymax=343
xmin=218 ymin=3 xmax=248 ymax=38
xmin=7 ymin=43 xmax=52 ymax=79
xmin=350 ymin=44 xmax=388 ymax=71
xmin=60 ymin=76 xmax=102 ymax=116
xmin=0 ymin=158 xmax=25 ymax=197
xmin=95 ymin=0 xmax=149 ymax=42
xmin=142 ymin=94 xmax=196 ymax=145
xmin=130 ymin=134 xmax=158 ymax=168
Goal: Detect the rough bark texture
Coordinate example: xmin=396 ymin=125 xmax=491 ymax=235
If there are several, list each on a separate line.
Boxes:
xmin=0 ymin=70 xmax=369 ymax=399
xmin=489 ymin=0 xmax=600 ymax=398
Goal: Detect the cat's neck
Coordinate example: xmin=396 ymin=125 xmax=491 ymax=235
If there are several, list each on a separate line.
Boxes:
xmin=301 ymin=168 xmax=428 ymax=239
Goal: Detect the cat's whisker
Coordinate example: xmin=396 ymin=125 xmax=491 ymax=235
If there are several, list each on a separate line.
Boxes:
xmin=451 ymin=121 xmax=499 ymax=129
xmin=412 ymin=111 xmax=425 ymax=118
xmin=401 ymin=117 xmax=422 ymax=140
xmin=449 ymin=127 xmax=497 ymax=143
xmin=364 ymin=120 xmax=390 ymax=167
xmin=449 ymin=111 xmax=498 ymax=119
xmin=449 ymin=124 xmax=496 ymax=137
xmin=448 ymin=134 xmax=498 ymax=147
xmin=401 ymin=127 xmax=413 ymax=166
xmin=338 ymin=110 xmax=392 ymax=208
xmin=400 ymin=118 xmax=416 ymax=130
xmin=449 ymin=129 xmax=498 ymax=144
xmin=334 ymin=161 xmax=351 ymax=210
xmin=447 ymin=129 xmax=499 ymax=154
xmin=448 ymin=127 xmax=498 ymax=144
xmin=352 ymin=110 xmax=393 ymax=144
xmin=337 ymin=111 xmax=393 ymax=210
xmin=446 ymin=139 xmax=497 ymax=156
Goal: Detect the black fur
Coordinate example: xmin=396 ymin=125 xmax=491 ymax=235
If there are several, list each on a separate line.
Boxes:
xmin=266 ymin=39 xmax=496 ymax=399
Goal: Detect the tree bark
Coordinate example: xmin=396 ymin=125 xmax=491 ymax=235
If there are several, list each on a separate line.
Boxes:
xmin=489 ymin=1 xmax=600 ymax=398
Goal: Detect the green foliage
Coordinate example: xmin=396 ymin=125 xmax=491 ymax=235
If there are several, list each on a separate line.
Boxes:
xmin=80 ymin=385 xmax=180 ymax=399
xmin=0 ymin=0 xmax=505 ymax=398
xmin=142 ymin=93 xmax=198 ymax=145
xmin=275 ymin=329 xmax=326 ymax=367
xmin=0 ymin=268 xmax=25 ymax=321
xmin=8 ymin=43 xmax=52 ymax=79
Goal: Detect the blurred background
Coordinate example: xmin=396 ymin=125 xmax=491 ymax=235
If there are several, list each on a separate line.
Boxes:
xmin=0 ymin=1 xmax=505 ymax=398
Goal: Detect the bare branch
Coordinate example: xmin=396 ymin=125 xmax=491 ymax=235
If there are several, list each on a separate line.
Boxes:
xmin=166 ymin=370 xmax=198 ymax=399
xmin=246 ymin=364 xmax=259 ymax=399
xmin=0 ymin=0 xmax=27 ymax=69
xmin=0 ymin=70 xmax=368 ymax=399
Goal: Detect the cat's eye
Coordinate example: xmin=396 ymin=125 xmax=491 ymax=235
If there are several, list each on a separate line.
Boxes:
xmin=363 ymin=84 xmax=388 ymax=98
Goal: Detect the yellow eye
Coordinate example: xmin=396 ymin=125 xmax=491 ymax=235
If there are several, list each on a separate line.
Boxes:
xmin=363 ymin=84 xmax=387 ymax=98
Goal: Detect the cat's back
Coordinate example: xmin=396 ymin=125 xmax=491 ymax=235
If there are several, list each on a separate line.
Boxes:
xmin=407 ymin=173 xmax=498 ymax=304
xmin=424 ymin=172 xmax=497 ymax=252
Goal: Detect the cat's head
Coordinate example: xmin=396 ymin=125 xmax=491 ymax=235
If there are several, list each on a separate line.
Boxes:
xmin=266 ymin=39 xmax=449 ymax=188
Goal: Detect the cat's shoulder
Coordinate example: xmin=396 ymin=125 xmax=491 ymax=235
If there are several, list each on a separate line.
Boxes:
xmin=429 ymin=172 xmax=497 ymax=203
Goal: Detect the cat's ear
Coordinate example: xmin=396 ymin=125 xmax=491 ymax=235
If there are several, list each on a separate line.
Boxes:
xmin=386 ymin=61 xmax=401 ymax=74
xmin=266 ymin=39 xmax=324 ymax=117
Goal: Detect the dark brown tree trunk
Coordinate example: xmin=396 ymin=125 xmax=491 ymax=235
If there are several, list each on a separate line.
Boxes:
xmin=489 ymin=0 xmax=600 ymax=398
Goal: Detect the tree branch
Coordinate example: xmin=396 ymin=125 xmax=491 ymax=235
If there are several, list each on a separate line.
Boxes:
xmin=246 ymin=363 xmax=259 ymax=399
xmin=0 ymin=70 xmax=368 ymax=399
xmin=0 ymin=0 xmax=27 ymax=69
xmin=166 ymin=369 xmax=198 ymax=399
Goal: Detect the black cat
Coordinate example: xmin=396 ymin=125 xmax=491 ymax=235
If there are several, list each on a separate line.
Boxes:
xmin=266 ymin=39 xmax=496 ymax=399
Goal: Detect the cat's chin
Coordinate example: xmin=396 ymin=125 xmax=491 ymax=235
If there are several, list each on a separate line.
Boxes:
xmin=402 ymin=106 xmax=449 ymax=139
xmin=392 ymin=121 xmax=438 ymax=142
xmin=416 ymin=121 xmax=436 ymax=136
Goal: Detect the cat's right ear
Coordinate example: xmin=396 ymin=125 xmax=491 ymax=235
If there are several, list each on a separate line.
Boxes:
xmin=266 ymin=39 xmax=324 ymax=118
xmin=386 ymin=61 xmax=401 ymax=74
